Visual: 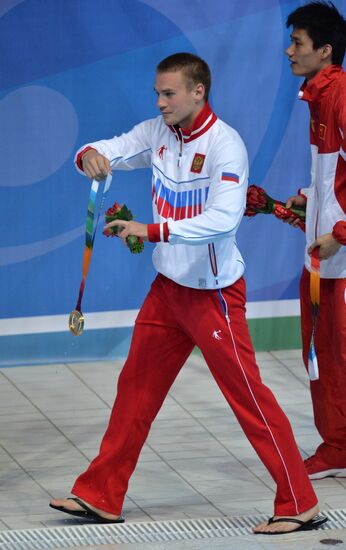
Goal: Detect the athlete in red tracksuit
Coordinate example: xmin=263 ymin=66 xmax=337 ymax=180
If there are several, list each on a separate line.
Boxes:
xmin=50 ymin=53 xmax=322 ymax=534
xmin=285 ymin=3 xmax=346 ymax=481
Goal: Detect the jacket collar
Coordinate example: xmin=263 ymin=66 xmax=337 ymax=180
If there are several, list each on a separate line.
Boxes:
xmin=169 ymin=101 xmax=217 ymax=143
xmin=299 ymin=64 xmax=344 ymax=103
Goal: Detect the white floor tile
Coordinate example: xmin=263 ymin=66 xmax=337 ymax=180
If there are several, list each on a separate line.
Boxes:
xmin=0 ymin=352 xmax=345 ymax=534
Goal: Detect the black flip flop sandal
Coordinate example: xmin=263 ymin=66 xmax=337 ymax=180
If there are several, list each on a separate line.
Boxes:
xmin=255 ymin=513 xmax=327 ymax=535
xmin=49 ymin=497 xmax=125 ymax=524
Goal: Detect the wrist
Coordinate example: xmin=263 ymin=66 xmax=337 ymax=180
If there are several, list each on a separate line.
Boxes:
xmin=147 ymin=223 xmax=169 ymax=243
xmin=76 ymin=146 xmax=97 ymax=171
xmin=297 ymin=190 xmax=307 ymax=204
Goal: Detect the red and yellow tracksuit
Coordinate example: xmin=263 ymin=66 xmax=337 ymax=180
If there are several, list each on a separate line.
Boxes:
xmin=298 ymin=65 xmax=346 ymax=466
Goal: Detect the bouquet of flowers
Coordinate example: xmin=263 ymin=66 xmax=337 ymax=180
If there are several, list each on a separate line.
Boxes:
xmin=245 ymin=185 xmax=306 ymax=231
xmin=103 ymin=202 xmax=144 ymax=254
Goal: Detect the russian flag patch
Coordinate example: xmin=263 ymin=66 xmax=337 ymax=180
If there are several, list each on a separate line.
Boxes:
xmin=221 ymin=172 xmax=239 ymax=183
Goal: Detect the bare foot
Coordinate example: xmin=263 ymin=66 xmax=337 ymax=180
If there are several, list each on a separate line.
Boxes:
xmin=49 ymin=497 xmax=121 ymax=521
xmin=253 ymin=504 xmax=319 ymax=534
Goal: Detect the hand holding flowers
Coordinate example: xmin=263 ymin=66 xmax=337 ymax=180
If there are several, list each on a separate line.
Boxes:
xmin=103 ymin=202 xmax=145 ymax=254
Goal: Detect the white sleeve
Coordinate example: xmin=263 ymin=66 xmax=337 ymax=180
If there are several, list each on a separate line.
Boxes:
xmin=168 ymin=135 xmax=248 ymax=245
xmin=74 ymin=119 xmax=154 ymax=174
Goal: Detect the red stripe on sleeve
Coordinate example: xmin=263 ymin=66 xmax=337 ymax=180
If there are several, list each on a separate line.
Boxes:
xmin=147 ymin=223 xmax=169 ymax=242
xmin=332 ymin=220 xmax=346 ymax=245
xmin=163 ymin=222 xmax=169 ymax=241
xmin=147 ymin=224 xmax=160 ymax=242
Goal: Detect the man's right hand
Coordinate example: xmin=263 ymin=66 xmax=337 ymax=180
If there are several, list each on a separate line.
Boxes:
xmin=81 ymin=149 xmax=111 ymax=181
xmin=285 ymin=194 xmax=307 ymax=227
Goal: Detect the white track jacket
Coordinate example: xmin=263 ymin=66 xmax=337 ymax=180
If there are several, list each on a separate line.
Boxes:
xmin=76 ymin=103 xmax=249 ymax=290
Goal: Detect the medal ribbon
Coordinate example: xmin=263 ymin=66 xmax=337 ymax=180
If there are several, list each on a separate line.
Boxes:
xmin=74 ymin=174 xmax=112 ymax=312
xmin=308 ymin=247 xmax=320 ymax=380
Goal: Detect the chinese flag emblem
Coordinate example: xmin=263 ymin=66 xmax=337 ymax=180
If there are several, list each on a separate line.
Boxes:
xmin=190 ymin=153 xmax=206 ymax=174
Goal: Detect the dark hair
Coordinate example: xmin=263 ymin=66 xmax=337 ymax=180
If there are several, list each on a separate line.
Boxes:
xmin=286 ymin=1 xmax=346 ymax=64
xmin=157 ymin=52 xmax=211 ymax=100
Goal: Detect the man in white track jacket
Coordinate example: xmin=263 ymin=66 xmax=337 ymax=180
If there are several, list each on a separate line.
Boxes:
xmin=75 ymin=89 xmax=247 ymax=290
xmin=50 ymin=53 xmax=323 ymax=535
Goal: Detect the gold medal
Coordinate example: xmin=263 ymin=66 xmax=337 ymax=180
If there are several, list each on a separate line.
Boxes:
xmin=69 ymin=309 xmax=84 ymax=336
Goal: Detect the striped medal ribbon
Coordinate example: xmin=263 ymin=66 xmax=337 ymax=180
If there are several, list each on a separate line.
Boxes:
xmin=308 ymin=247 xmax=320 ymax=380
xmin=69 ymin=174 xmax=112 ymax=336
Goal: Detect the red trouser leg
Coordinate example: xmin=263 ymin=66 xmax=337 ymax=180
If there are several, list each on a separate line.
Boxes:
xmin=173 ymin=276 xmax=317 ymax=516
xmin=71 ymin=276 xmax=194 ymax=515
xmin=300 ymin=268 xmax=346 ymax=465
xmin=72 ymin=274 xmax=317 ymax=516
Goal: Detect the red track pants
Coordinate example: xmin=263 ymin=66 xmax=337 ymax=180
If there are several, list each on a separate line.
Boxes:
xmin=300 ymin=268 xmax=346 ymax=465
xmin=72 ymin=274 xmax=317 ymax=515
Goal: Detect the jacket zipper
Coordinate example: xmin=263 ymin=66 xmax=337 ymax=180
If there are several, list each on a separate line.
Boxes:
xmin=177 ymin=129 xmax=183 ymax=167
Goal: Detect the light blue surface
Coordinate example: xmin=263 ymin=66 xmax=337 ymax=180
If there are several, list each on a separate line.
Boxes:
xmin=0 ymin=328 xmax=133 ymax=368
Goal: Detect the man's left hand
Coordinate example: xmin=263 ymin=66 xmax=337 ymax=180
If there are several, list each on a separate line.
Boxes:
xmin=308 ymin=233 xmax=341 ymax=260
xmin=103 ymin=219 xmax=148 ymax=244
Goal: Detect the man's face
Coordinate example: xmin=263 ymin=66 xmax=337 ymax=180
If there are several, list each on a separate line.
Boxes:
xmin=155 ymin=70 xmax=204 ymax=129
xmin=286 ymin=28 xmax=330 ymax=79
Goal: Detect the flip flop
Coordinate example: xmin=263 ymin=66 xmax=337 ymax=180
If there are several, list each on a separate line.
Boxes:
xmin=49 ymin=497 xmax=125 ymax=524
xmin=255 ymin=513 xmax=328 ymax=535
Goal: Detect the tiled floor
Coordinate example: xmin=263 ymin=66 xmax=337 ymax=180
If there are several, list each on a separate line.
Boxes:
xmin=0 ymin=350 xmax=345 ymax=534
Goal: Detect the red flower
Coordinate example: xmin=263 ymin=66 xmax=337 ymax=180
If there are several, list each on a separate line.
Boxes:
xmin=244 ymin=184 xmax=306 ymax=231
xmin=245 ymin=185 xmax=271 ymax=215
xmin=106 ymin=202 xmax=121 ymax=217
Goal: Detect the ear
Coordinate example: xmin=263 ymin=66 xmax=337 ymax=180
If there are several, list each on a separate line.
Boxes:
xmin=194 ymin=83 xmax=205 ymax=102
xmin=320 ymin=43 xmax=332 ymax=60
